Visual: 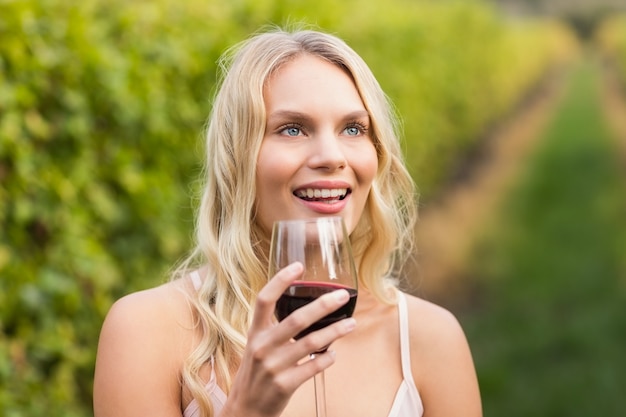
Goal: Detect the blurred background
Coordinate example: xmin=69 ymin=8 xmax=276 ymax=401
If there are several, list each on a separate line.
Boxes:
xmin=1 ymin=0 xmax=625 ymax=415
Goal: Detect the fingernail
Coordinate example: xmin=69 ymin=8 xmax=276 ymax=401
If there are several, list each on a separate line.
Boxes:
xmin=333 ymin=289 xmax=349 ymax=302
xmin=287 ymin=262 xmax=303 ymax=273
xmin=344 ymin=318 xmax=356 ymax=331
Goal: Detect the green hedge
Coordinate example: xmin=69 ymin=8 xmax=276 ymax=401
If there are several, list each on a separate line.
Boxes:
xmin=341 ymin=3 xmax=577 ymax=188
xmin=596 ymin=14 xmax=626 ymax=84
xmin=0 ymin=0 xmax=575 ymax=415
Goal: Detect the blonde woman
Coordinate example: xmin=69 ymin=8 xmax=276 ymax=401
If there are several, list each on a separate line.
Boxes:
xmin=93 ymin=27 xmax=482 ymax=417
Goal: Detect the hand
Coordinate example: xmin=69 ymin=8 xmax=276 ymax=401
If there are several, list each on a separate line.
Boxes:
xmin=221 ymin=262 xmax=356 ymax=417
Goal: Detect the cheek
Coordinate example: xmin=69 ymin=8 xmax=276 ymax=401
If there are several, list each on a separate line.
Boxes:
xmin=354 ymin=144 xmax=379 ymax=186
xmin=343 ymin=144 xmax=378 ymax=234
xmin=256 ymin=143 xmax=299 ymax=188
xmin=347 ymin=143 xmax=378 ymax=221
xmin=255 ymin=144 xmax=296 ymax=228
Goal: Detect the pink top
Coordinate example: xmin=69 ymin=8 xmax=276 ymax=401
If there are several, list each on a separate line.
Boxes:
xmin=182 ymin=357 xmax=227 ymax=417
xmin=387 ymin=292 xmax=424 ymax=417
xmin=183 ymin=271 xmax=423 ymax=416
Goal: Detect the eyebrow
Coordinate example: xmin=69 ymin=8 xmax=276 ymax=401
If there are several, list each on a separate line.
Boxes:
xmin=267 ymin=109 xmax=370 ymax=122
xmin=266 ymin=110 xmax=312 ymax=123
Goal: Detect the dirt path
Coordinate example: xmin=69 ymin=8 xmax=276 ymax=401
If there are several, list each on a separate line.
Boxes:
xmin=400 ymin=69 xmax=569 ymax=306
xmin=401 ymin=57 xmax=626 ymax=307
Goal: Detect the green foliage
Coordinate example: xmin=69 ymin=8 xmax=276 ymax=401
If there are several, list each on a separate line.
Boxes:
xmin=596 ymin=13 xmax=626 ymax=84
xmin=0 ymin=0 xmax=575 ymax=414
xmin=0 ymin=0 xmax=225 ymax=413
xmin=339 ymin=2 xmax=577 ymax=192
xmin=464 ymin=60 xmax=626 ymax=416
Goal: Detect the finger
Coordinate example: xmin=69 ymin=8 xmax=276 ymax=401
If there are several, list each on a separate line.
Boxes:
xmin=252 ymin=262 xmax=304 ymax=329
xmin=276 ymin=349 xmax=338 ymax=390
xmin=267 ymin=316 xmax=356 ymax=375
xmin=269 ymin=290 xmax=355 ymax=356
xmin=302 ymin=315 xmax=356 ymax=353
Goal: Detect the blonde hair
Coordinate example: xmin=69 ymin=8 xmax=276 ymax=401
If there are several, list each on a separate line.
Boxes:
xmin=175 ymin=26 xmax=418 ymax=416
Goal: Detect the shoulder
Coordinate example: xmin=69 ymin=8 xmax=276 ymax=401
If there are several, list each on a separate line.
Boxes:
xmin=402 ymin=292 xmax=482 ymax=416
xmin=402 ymin=292 xmax=466 ymax=345
xmin=101 ymin=280 xmax=195 ymax=347
xmin=94 ymin=279 xmax=198 ymax=416
xmin=402 ymin=293 xmax=470 ymax=372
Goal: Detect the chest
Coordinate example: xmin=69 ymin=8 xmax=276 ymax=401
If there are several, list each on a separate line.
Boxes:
xmin=281 ymin=318 xmax=404 ymax=417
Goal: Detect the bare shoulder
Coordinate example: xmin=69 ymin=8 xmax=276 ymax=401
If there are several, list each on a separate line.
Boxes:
xmin=99 ymin=280 xmax=195 ymax=350
xmin=402 ymin=293 xmax=472 ymax=373
xmin=94 ymin=280 xmax=197 ymax=416
xmin=402 ymin=292 xmax=467 ymax=346
xmin=402 ymin=292 xmax=483 ymax=417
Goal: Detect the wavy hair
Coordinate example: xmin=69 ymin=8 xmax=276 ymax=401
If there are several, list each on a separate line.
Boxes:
xmin=174 ymin=25 xmax=418 ymax=416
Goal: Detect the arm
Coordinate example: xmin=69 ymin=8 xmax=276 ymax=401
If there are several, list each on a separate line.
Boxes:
xmin=93 ymin=286 xmax=189 ymax=417
xmin=408 ymin=296 xmax=482 ymax=417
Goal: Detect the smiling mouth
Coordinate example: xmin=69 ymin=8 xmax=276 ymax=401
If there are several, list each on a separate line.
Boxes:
xmin=294 ymin=188 xmax=350 ymax=202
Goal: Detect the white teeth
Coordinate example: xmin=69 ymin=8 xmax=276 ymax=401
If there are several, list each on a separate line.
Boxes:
xmin=296 ymin=188 xmax=347 ymax=199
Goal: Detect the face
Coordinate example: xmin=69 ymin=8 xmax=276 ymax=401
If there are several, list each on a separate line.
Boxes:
xmin=255 ymin=54 xmax=378 ymax=236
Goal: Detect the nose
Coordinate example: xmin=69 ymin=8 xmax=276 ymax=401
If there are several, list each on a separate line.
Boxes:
xmin=308 ymin=130 xmax=347 ymax=171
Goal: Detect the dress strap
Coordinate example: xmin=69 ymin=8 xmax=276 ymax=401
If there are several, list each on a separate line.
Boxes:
xmin=190 ymin=270 xmax=202 ymax=291
xmin=209 ymin=356 xmax=216 ymax=381
xmin=397 ymin=292 xmax=415 ymax=385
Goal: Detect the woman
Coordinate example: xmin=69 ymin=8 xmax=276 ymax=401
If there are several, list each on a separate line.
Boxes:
xmin=93 ymin=26 xmax=482 ymax=417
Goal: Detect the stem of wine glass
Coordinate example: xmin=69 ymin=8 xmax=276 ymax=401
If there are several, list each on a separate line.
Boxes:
xmin=311 ymin=356 xmax=327 ymax=417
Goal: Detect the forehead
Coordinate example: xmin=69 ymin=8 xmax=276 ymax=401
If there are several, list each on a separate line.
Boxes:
xmin=269 ymin=51 xmax=341 ymax=76
xmin=264 ymin=54 xmax=364 ymax=111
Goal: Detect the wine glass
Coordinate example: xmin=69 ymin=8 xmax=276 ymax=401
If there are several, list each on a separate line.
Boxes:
xmin=268 ymin=216 xmax=358 ymax=417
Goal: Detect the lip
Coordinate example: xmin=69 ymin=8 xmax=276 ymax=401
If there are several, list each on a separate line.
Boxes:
xmin=292 ymin=180 xmax=352 ymax=215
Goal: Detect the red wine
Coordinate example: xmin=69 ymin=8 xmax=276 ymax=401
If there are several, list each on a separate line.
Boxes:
xmin=275 ymin=282 xmax=357 ymax=343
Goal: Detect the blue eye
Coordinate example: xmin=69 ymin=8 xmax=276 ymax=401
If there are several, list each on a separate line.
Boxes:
xmin=344 ymin=122 xmax=368 ymax=136
xmin=286 ymin=127 xmax=300 ymax=136
xmin=280 ymin=125 xmax=303 ymax=137
xmin=345 ymin=126 xmax=360 ymax=136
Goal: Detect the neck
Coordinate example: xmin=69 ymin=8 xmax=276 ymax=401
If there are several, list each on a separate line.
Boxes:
xmin=354 ymin=287 xmax=387 ymax=316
